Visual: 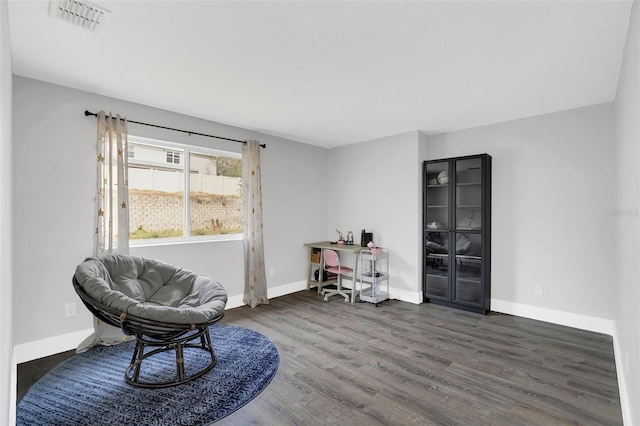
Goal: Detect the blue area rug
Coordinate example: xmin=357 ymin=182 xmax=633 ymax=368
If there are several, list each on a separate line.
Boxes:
xmin=17 ymin=324 xmax=279 ymax=425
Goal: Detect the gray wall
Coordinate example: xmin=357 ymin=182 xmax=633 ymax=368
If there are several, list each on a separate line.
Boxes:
xmin=327 ymin=103 xmax=617 ymax=327
xmin=11 ymin=76 xmax=328 ymax=346
xmin=327 ymin=131 xmax=423 ymax=302
xmin=614 ymin=1 xmax=640 ymax=424
xmin=428 ymin=103 xmax=616 ymax=320
xmin=0 ymin=1 xmax=13 ymax=424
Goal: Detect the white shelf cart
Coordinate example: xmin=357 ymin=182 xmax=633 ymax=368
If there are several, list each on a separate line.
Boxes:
xmin=358 ymin=248 xmax=390 ymax=306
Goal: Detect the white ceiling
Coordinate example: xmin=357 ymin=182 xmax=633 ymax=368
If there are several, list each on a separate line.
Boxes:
xmin=7 ymin=0 xmax=633 ymax=148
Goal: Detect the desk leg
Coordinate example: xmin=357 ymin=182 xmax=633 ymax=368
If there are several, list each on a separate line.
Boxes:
xmin=351 ymin=252 xmax=358 ymax=304
xmin=317 ymin=255 xmax=324 ymax=294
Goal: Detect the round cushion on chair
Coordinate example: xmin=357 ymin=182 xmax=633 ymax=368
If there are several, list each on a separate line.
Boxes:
xmin=326 ymin=266 xmax=353 ymax=274
xmin=74 ymin=254 xmax=227 ymax=325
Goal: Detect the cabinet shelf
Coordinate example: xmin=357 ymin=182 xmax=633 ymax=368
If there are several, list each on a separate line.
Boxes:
xmin=455 ymin=255 xmax=481 ymax=260
xmin=457 ymin=277 xmax=481 ymax=283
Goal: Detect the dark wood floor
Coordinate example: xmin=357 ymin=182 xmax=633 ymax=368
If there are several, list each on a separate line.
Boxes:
xmin=218 ymin=291 xmax=622 ymax=425
xmin=18 ymin=291 xmax=622 ymax=425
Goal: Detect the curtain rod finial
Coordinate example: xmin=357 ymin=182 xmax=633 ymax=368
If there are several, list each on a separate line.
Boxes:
xmin=84 ymin=110 xmax=94 ymax=117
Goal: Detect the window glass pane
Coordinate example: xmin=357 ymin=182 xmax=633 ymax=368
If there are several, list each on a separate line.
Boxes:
xmin=189 ymin=151 xmax=242 ymax=236
xmin=128 ymin=142 xmax=184 ymax=239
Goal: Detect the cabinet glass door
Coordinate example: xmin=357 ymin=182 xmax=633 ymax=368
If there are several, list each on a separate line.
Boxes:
xmin=455 ymin=158 xmax=482 ymax=231
xmin=425 ymin=161 xmax=449 ymax=230
xmin=453 ymin=232 xmax=482 ymax=305
xmin=425 ymin=250 xmax=449 ymax=299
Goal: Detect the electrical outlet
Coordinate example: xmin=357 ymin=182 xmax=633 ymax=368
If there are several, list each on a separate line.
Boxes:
xmin=534 ymin=283 xmax=544 ymax=296
xmin=65 ymin=302 xmax=77 ymax=317
xmin=269 ymin=268 xmax=276 ymax=278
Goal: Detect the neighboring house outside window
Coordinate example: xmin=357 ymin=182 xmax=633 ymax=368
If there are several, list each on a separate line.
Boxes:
xmin=128 ymin=136 xmax=242 ymax=243
xmin=166 ymin=149 xmax=180 ymax=164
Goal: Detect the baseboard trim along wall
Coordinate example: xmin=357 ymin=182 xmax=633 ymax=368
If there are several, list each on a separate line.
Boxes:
xmin=611 ymin=326 xmax=632 ymax=426
xmin=15 ymin=279 xmax=417 ymax=363
xmin=390 ymin=288 xmax=422 ymax=304
xmin=14 ymin=280 xmax=309 ymax=364
xmin=14 ymin=293 xmax=616 ymax=361
xmin=13 ymin=328 xmax=93 ymax=364
xmin=490 ymin=299 xmax=615 ymax=335
xmin=226 ymin=280 xmax=308 ymax=309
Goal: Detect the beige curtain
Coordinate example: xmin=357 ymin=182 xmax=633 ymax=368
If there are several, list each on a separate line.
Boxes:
xmin=242 ymin=140 xmax=268 ymax=308
xmin=79 ymin=111 xmax=132 ymax=352
xmin=94 ymin=111 xmax=130 ymax=256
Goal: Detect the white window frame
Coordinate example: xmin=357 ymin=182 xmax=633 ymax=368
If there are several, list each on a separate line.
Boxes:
xmin=128 ymin=135 xmax=243 ymax=247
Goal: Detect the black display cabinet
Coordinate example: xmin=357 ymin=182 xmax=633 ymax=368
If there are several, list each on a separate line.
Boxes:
xmin=423 ymin=154 xmax=491 ymax=314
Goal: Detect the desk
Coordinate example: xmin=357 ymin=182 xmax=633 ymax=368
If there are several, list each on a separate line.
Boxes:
xmin=304 ymin=241 xmax=365 ymax=304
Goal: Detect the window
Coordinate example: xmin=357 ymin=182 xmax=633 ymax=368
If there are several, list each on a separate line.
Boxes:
xmin=128 ymin=136 xmax=242 ymax=243
xmin=128 ymin=144 xmax=135 ymax=158
xmin=166 ymin=150 xmax=181 ymax=164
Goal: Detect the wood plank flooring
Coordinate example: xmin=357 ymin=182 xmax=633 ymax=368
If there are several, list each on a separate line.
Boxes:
xmin=17 ymin=290 xmax=622 ymax=425
xmin=217 ymin=291 xmax=622 ymax=426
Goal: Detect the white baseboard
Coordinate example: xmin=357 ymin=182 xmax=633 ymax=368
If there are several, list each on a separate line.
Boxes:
xmin=268 ymin=279 xmax=308 ymax=300
xmin=226 ymin=280 xmax=309 ymax=309
xmin=13 ymin=328 xmax=93 ymax=364
xmin=490 ymin=299 xmax=615 ymax=335
xmin=14 ymin=280 xmax=309 ymax=363
xmin=225 ymin=293 xmax=245 ymax=310
xmin=389 ymin=287 xmax=422 ymax=304
xmin=611 ymin=326 xmax=632 ymax=426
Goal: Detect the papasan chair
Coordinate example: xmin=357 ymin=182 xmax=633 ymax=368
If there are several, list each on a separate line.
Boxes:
xmin=73 ymin=254 xmax=228 ymax=388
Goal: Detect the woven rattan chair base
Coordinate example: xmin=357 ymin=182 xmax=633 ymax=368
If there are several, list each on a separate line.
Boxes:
xmin=125 ymin=326 xmax=217 ymax=388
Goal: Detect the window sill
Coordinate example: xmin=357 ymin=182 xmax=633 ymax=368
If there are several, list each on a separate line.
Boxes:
xmin=130 ymin=234 xmax=243 ymax=248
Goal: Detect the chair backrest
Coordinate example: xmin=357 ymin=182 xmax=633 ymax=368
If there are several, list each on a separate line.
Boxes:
xmin=323 ymin=249 xmax=341 ymax=269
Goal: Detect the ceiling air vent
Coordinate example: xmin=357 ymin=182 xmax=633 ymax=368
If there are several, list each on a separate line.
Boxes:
xmin=48 ymin=0 xmax=110 ymax=32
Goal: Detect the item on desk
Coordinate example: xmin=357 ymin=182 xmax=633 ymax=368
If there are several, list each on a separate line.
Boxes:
xmin=346 ymin=231 xmax=354 ymax=245
xmin=361 ymin=229 xmax=374 ymax=247
xmin=367 ymin=241 xmax=382 ymax=255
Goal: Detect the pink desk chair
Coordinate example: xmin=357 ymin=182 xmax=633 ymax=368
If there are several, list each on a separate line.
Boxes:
xmin=321 ymin=249 xmax=353 ymax=302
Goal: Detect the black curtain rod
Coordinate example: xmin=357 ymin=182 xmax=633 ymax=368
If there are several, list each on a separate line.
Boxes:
xmin=84 ymin=110 xmax=266 ymax=148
